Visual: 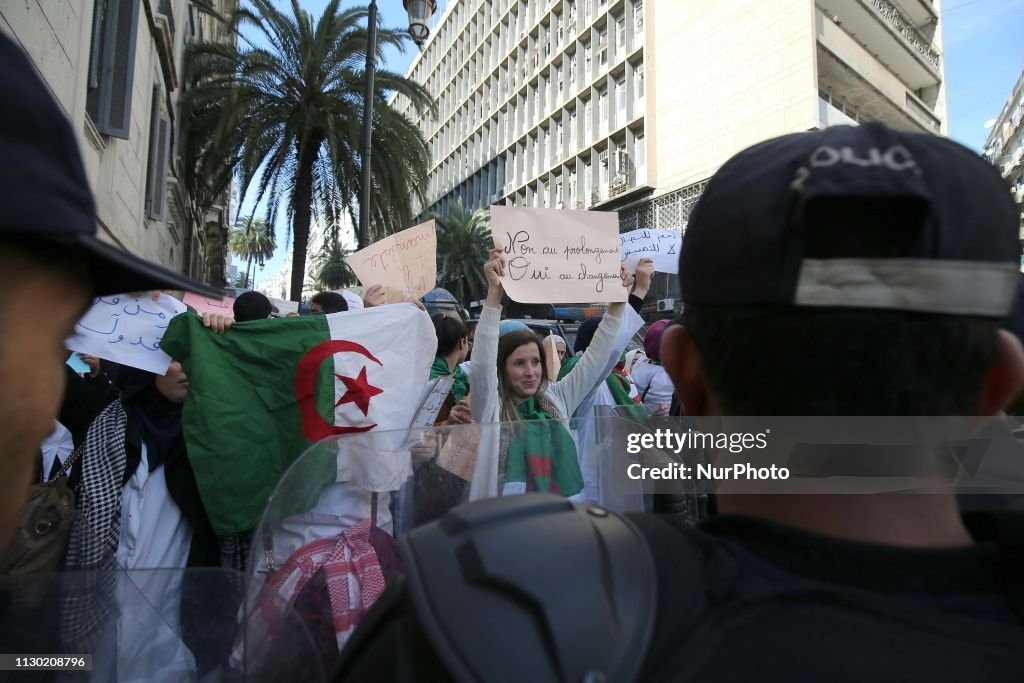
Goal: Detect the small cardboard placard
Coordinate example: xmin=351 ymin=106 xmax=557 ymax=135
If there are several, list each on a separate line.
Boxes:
xmin=350 ymin=220 xmax=437 ymax=303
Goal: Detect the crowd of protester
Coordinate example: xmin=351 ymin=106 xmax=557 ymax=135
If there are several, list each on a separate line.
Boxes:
xmin=3 ymin=27 xmax=1024 ymax=682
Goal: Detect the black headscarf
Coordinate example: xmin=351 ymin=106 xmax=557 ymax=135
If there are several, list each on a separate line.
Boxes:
xmin=574 ymin=316 xmax=603 ymax=355
xmin=116 ymin=366 xmax=183 ymax=471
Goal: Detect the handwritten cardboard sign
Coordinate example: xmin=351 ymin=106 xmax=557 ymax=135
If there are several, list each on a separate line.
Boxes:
xmin=619 ymin=229 xmax=683 ymax=275
xmin=183 ymin=292 xmax=236 ymax=317
xmin=66 ymin=293 xmax=187 ymax=374
xmin=350 ymin=220 xmax=437 ymax=303
xmin=436 ymin=425 xmax=481 ymax=482
xmin=490 ymin=206 xmax=627 ymax=304
xmin=411 ymin=377 xmax=456 ymax=428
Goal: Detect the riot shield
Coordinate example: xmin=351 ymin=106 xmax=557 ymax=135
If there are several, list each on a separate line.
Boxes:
xmin=0 ymin=566 xmax=324 ymax=682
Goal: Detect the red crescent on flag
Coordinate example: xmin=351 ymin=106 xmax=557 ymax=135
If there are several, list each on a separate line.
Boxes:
xmin=295 ymin=340 xmax=383 ymax=442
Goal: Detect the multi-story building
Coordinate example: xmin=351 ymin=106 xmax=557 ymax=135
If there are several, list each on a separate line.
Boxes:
xmin=983 ymin=69 xmax=1024 ymax=256
xmin=0 ymin=0 xmax=237 ymax=285
xmin=394 ymin=0 xmax=947 ymax=298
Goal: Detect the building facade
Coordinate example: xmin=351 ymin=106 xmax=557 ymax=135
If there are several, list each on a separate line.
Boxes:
xmin=0 ymin=0 xmax=237 ymax=286
xmin=259 ymin=218 xmax=354 ymax=301
xmin=983 ymin=69 xmax=1024 ymax=257
xmin=393 ymin=0 xmax=947 ymax=299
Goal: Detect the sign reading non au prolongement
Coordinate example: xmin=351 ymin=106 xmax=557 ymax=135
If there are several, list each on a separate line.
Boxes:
xmin=350 ymin=220 xmax=437 ymax=303
xmin=619 ymin=228 xmax=683 ymax=275
xmin=490 ymin=205 xmax=627 ymax=304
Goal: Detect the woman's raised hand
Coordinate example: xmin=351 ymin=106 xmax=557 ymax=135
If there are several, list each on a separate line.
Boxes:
xmin=483 ymin=246 xmax=506 ymax=306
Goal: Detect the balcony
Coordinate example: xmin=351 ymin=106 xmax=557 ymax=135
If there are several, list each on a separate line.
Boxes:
xmin=821 ymin=0 xmax=941 ymax=90
xmin=817 ymin=22 xmax=941 ymax=135
xmin=868 ymin=0 xmax=939 ymax=68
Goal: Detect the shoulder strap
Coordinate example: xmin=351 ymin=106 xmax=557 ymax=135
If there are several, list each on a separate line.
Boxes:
xmin=397 ymin=494 xmax=658 ymax=683
xmin=47 ymin=441 xmax=85 ymax=483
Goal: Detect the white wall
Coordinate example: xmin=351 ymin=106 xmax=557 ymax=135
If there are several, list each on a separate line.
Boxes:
xmin=648 ymin=0 xmax=820 ymax=193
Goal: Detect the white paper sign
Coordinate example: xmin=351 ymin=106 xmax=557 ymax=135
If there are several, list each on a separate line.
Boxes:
xmin=491 ymin=205 xmax=627 ymax=304
xmin=619 ymin=229 xmax=683 ymax=274
xmin=410 ymin=376 xmax=456 ymax=428
xmin=66 ymin=293 xmax=187 ymax=375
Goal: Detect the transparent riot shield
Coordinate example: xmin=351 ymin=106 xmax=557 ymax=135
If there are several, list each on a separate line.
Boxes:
xmin=248 ymin=418 xmax=640 ymax=673
xmin=0 ymin=566 xmax=324 ymax=682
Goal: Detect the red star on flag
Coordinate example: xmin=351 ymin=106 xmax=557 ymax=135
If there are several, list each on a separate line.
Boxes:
xmin=335 ymin=366 xmax=383 ymax=416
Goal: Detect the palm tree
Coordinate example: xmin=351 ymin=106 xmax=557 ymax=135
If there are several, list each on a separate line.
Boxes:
xmin=313 ymin=238 xmax=357 ymax=290
xmin=228 ymin=217 xmax=276 ymax=288
xmin=183 ymin=0 xmax=432 ymax=301
xmin=433 ymin=199 xmax=492 ymax=306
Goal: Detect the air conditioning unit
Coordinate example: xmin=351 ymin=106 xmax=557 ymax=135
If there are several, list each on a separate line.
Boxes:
xmin=657 ymin=299 xmax=675 ymax=313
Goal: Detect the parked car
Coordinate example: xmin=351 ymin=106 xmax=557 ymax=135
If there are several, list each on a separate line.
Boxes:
xmin=421 ymin=287 xmax=469 ymax=321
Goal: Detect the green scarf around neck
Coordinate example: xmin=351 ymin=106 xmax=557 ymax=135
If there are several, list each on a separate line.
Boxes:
xmin=504 ymin=397 xmax=583 ymax=496
xmin=430 ymin=355 xmax=469 ymax=402
xmin=558 ymin=354 xmax=646 ymax=417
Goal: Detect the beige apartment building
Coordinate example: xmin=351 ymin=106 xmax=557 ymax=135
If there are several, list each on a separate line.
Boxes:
xmin=0 ymin=0 xmax=237 ymax=285
xmin=983 ymin=69 xmax=1024 ymax=253
xmin=394 ymin=0 xmax=947 ymax=299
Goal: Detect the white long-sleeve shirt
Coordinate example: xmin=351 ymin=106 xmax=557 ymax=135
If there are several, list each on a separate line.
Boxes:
xmin=469 ymin=305 xmax=624 ymax=499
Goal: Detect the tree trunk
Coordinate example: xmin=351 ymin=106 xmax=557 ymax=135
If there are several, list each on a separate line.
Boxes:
xmin=245 ymin=256 xmax=253 ymax=288
xmin=289 ymin=137 xmax=322 ymax=302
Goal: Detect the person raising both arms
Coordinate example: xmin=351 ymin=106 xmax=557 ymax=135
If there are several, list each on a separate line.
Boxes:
xmin=468 ymin=247 xmax=629 ymax=499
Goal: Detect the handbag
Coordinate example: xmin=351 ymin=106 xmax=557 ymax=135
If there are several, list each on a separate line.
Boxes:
xmin=0 ymin=444 xmax=83 ymax=575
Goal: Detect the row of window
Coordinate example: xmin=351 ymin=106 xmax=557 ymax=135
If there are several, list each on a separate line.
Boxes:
xmin=424 ymin=1 xmax=642 ymax=123
xmin=428 ymin=58 xmax=644 ymax=202
xmin=395 ymin=0 xmax=645 ymax=170
xmin=430 ymin=126 xmax=647 ymax=216
xmin=85 ymin=0 xmax=215 ymax=223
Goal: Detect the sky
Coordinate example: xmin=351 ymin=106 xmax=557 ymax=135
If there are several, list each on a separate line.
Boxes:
xmin=239 ymin=0 xmax=1024 ymax=286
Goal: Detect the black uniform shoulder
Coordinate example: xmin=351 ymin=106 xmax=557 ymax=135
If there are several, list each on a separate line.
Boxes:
xmin=335 ymin=494 xmax=659 ymax=683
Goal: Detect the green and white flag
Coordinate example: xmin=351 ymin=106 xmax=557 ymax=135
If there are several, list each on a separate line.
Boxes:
xmin=161 ymin=304 xmax=436 ymax=535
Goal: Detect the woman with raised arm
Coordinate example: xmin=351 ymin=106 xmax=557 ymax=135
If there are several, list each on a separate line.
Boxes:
xmin=469 ymin=247 xmax=629 ymax=499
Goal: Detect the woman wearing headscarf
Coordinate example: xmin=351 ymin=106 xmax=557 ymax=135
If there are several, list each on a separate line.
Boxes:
xmin=468 ymin=249 xmax=632 ymax=499
xmin=64 ymin=362 xmax=218 ymax=680
xmin=631 ymin=319 xmax=675 ymax=416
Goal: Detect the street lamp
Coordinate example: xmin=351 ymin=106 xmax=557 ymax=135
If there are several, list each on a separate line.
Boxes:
xmin=357 ymin=0 xmax=438 ymax=250
xmin=404 ymin=0 xmax=438 ymax=47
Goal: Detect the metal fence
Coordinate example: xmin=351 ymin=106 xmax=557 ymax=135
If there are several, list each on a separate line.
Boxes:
xmin=617 ymin=179 xmax=709 ymax=233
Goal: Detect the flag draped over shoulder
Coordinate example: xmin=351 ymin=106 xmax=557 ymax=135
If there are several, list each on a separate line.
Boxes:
xmin=161 ymin=304 xmax=436 ymax=535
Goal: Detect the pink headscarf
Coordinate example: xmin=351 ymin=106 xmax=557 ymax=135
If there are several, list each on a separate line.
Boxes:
xmin=643 ymin=319 xmax=671 ymax=361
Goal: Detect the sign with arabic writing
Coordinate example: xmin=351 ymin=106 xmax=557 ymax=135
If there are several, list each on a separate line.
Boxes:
xmin=66 ymin=293 xmax=187 ymax=374
xmin=183 ymin=292 xmax=236 ymax=317
xmin=619 ymin=228 xmax=683 ymax=275
xmin=350 ymin=220 xmax=437 ymax=303
xmin=410 ymin=376 xmax=456 ymax=428
xmin=491 ymin=205 xmax=628 ymax=304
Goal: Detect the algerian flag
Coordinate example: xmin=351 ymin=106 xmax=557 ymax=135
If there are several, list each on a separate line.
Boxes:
xmin=161 ymin=304 xmax=436 ymax=535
